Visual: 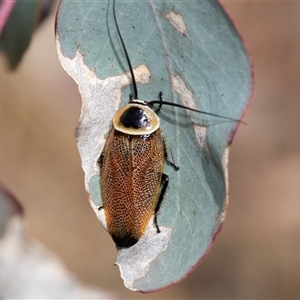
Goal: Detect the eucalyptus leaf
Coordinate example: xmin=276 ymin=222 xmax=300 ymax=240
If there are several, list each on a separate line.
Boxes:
xmin=56 ymin=0 xmax=252 ymax=292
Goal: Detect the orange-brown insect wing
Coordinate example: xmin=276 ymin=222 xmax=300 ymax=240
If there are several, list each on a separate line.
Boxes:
xmin=100 ymin=129 xmax=134 ymax=238
xmin=130 ymin=129 xmax=165 ymax=234
xmin=100 ymin=128 xmax=166 ymax=247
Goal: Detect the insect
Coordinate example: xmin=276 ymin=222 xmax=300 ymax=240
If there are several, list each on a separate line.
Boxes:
xmin=98 ymin=0 xmax=243 ymax=249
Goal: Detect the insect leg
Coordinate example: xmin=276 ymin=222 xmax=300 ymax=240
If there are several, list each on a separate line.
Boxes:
xmin=153 ymin=91 xmax=163 ymax=113
xmin=97 ymin=154 xmax=104 ymax=211
xmin=154 ymin=173 xmax=169 ymax=233
xmin=97 ymin=153 xmax=104 ymax=167
xmin=165 ymin=148 xmax=179 ymax=171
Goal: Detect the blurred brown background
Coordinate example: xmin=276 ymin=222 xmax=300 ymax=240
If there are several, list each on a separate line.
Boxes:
xmin=0 ymin=1 xmax=299 ymax=298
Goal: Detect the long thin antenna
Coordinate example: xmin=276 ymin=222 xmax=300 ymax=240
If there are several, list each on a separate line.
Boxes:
xmin=113 ymin=0 xmax=138 ymax=100
xmin=149 ymin=100 xmax=245 ymax=124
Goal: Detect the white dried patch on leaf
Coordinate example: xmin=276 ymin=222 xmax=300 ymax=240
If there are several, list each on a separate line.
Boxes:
xmin=220 ymin=146 xmax=230 ymax=223
xmin=165 ymin=11 xmax=187 ymax=35
xmin=171 ymin=74 xmax=208 ymax=151
xmin=213 ymin=146 xmax=230 ymax=234
xmin=194 ymin=125 xmax=209 ymax=152
xmin=116 ymin=219 xmax=172 ymax=291
xmin=94 ymin=199 xmax=107 ymax=231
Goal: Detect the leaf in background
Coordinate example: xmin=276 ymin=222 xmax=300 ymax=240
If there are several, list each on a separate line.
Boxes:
xmin=0 ymin=184 xmax=117 ymax=299
xmin=0 ymin=0 xmax=16 ymax=36
xmin=0 ymin=184 xmax=22 ymax=237
xmin=0 ymin=0 xmax=54 ymax=70
xmin=56 ymin=0 xmax=252 ymax=292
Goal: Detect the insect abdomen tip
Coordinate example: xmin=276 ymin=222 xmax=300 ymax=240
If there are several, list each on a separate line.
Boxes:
xmin=112 ymin=233 xmax=139 ymax=248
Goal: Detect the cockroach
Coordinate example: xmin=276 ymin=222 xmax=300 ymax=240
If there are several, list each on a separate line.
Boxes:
xmin=98 ymin=0 xmax=243 ymax=248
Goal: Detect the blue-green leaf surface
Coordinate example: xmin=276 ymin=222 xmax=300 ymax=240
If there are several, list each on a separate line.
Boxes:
xmin=56 ymin=0 xmax=252 ymax=292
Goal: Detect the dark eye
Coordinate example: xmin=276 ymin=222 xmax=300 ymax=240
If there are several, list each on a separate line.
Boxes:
xmin=120 ymin=107 xmax=149 ymax=129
